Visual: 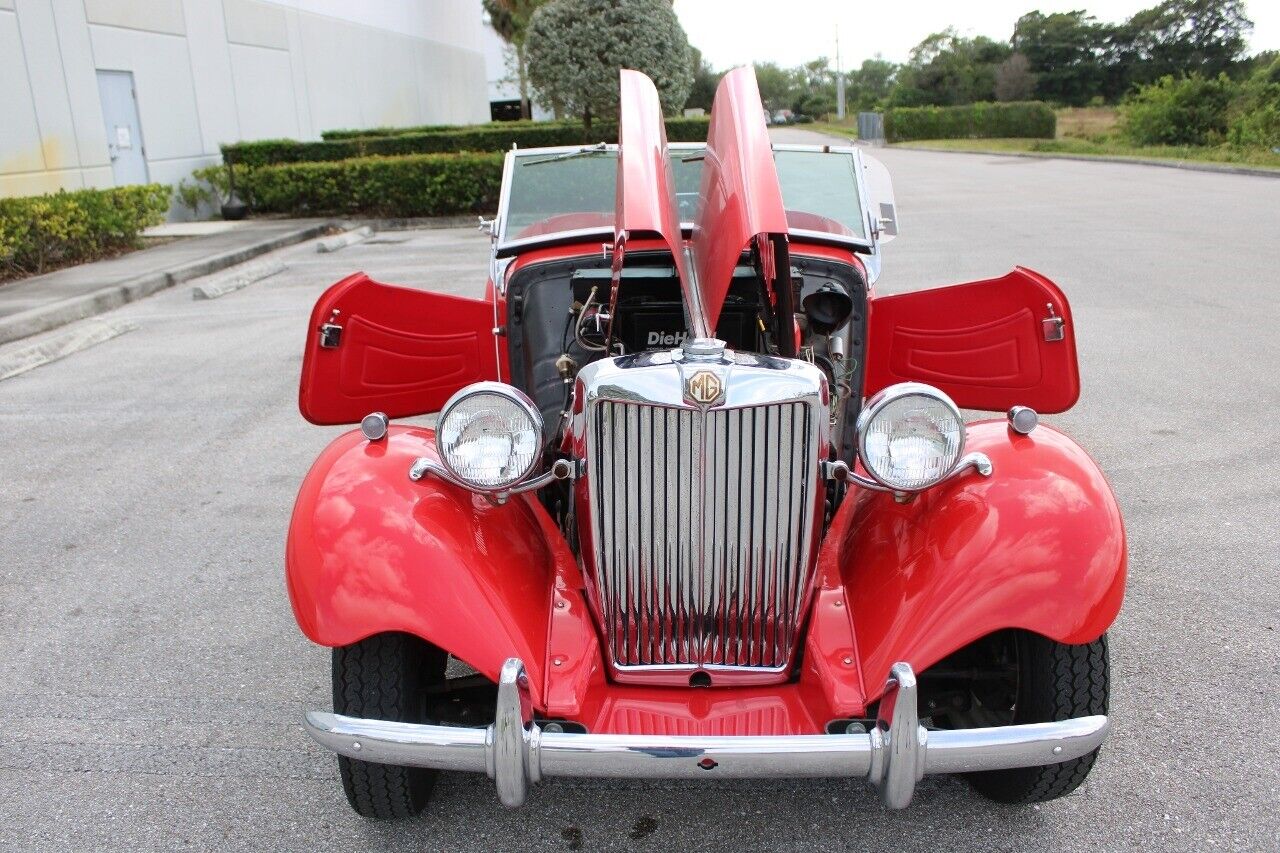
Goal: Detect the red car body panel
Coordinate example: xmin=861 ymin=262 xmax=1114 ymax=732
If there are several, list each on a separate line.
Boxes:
xmin=864 ymin=267 xmax=1081 ymax=413
xmin=690 ymin=66 xmax=789 ymax=329
xmin=298 ymin=273 xmax=499 ymax=424
xmin=287 ymin=417 xmax=1125 ymax=733
xmin=837 ymin=420 xmax=1126 ymax=695
xmin=616 ymin=69 xmax=689 ymax=286
xmin=515 ymin=212 xmax=613 ymax=241
xmin=285 ymin=425 xmax=564 ymax=706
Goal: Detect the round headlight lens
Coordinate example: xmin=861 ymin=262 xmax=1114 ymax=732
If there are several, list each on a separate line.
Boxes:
xmin=436 ymin=383 xmax=543 ymax=490
xmin=857 ymin=383 xmax=964 ymax=491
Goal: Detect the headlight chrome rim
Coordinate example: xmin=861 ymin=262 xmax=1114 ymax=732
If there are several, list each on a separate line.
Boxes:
xmin=856 ymin=382 xmax=965 ymax=492
xmin=435 ymin=381 xmax=544 ymax=492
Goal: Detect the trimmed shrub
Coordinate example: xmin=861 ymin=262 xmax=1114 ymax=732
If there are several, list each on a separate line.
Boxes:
xmin=884 ymin=101 xmax=1056 ymax=142
xmin=223 ymin=117 xmax=711 ymax=167
xmin=0 ymin=184 xmax=169 ymax=279
xmin=239 ymin=153 xmax=504 ymax=217
xmin=320 ymin=119 xmax=566 ymax=140
xmin=1121 ymin=74 xmax=1234 ymax=147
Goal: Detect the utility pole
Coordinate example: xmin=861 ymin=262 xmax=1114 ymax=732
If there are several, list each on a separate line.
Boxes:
xmin=835 ymin=24 xmax=846 ymax=121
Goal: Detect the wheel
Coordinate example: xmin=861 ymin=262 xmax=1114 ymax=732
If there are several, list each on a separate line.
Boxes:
xmin=331 ymin=632 xmax=447 ymax=819
xmin=932 ymin=630 xmax=1109 ymax=804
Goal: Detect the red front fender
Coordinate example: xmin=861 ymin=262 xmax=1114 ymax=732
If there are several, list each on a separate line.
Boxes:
xmin=285 ymin=426 xmax=571 ymax=705
xmin=834 ymin=421 xmax=1127 ymax=699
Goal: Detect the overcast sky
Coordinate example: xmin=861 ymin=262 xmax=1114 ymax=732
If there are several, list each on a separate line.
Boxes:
xmin=672 ymin=0 xmax=1280 ymax=70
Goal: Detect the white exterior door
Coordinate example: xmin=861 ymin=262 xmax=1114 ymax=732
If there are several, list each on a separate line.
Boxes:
xmin=96 ymin=70 xmax=148 ymax=185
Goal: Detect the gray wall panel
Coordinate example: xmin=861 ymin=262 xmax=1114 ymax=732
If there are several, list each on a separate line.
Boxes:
xmin=1 ymin=0 xmax=490 ymax=201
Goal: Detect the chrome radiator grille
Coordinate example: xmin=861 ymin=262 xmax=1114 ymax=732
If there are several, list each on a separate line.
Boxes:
xmin=585 ymin=397 xmax=822 ymax=675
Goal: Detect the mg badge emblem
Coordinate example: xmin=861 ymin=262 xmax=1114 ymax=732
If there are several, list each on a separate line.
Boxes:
xmin=686 ymin=370 xmax=723 ymax=405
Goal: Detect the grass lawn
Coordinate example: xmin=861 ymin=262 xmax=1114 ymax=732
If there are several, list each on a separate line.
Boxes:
xmin=892 ymin=137 xmax=1280 ymax=171
xmin=1055 ymin=106 xmax=1120 ymax=140
xmin=806 ymin=121 xmax=859 ymax=141
xmin=799 ymin=108 xmax=1279 ymax=172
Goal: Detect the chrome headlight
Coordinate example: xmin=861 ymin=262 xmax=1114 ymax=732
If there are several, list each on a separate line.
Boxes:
xmin=436 ymin=382 xmax=543 ymax=490
xmin=857 ymin=382 xmax=964 ymax=491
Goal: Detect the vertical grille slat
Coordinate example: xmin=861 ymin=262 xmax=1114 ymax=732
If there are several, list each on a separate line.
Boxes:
xmin=587 ymin=396 xmax=822 ymax=675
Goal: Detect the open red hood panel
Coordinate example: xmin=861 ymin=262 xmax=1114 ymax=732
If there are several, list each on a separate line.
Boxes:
xmin=690 ymin=66 xmax=789 ymax=331
xmin=616 ymin=69 xmax=688 ymax=287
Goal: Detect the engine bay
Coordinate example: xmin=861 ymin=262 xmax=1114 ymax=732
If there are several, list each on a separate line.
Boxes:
xmin=569 ymin=266 xmax=766 ymax=354
xmin=504 ymin=247 xmax=868 ymax=460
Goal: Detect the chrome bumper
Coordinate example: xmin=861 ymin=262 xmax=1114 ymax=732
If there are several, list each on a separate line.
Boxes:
xmin=304 ymin=658 xmax=1109 ymax=809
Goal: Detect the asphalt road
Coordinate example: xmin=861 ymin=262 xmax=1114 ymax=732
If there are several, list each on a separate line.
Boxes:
xmin=1 ymin=141 xmax=1278 ymax=851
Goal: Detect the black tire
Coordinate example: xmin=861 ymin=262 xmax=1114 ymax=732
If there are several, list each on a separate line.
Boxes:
xmin=332 ymin=632 xmax=447 ymax=819
xmin=964 ymin=631 xmax=1109 ymax=804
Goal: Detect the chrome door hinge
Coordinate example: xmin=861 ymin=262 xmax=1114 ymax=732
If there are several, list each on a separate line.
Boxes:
xmin=319 ymin=323 xmax=342 ymax=348
xmin=318 ymin=309 xmax=342 ymax=348
xmin=1042 ymin=303 xmax=1065 ymax=342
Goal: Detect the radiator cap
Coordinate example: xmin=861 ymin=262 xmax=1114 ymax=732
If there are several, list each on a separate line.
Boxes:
xmin=681 ymin=337 xmax=726 ymax=362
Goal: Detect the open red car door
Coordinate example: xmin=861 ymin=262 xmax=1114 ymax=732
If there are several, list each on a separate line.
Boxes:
xmin=864 ymin=267 xmax=1081 ymax=413
xmin=298 ymin=273 xmax=499 ymax=425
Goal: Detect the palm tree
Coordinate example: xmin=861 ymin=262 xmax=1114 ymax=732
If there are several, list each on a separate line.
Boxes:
xmin=483 ymin=0 xmax=545 ymax=119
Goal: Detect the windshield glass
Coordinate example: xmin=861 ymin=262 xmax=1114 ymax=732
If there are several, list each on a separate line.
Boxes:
xmin=501 ymin=145 xmax=868 ymax=245
xmin=505 ymin=150 xmax=618 ymax=239
xmin=774 ymin=149 xmax=866 ymax=239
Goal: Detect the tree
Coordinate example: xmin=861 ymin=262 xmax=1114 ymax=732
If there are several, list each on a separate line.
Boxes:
xmin=792 ymin=57 xmax=837 ymax=117
xmin=1131 ymin=0 xmax=1249 ymax=80
xmin=1228 ymin=55 xmax=1280 ymax=148
xmin=685 ymin=47 xmax=722 ymax=112
xmin=995 ymin=53 xmax=1036 ymax=101
xmin=483 ymin=0 xmax=546 ymax=119
xmin=846 ymin=57 xmax=897 ymax=111
xmin=753 ymin=62 xmax=800 ymax=112
xmin=525 ymin=0 xmax=693 ymax=130
xmin=891 ymin=29 xmax=1011 ymax=106
xmin=1013 ymin=10 xmax=1109 ymax=105
xmin=1120 ymin=72 xmax=1234 ymax=144
xmin=1116 ymin=0 xmax=1253 ymax=88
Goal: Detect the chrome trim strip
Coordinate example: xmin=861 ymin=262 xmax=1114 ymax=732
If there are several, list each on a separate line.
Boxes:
xmin=495 ymin=226 xmax=618 ymax=259
xmin=303 ymin=658 xmax=1110 ymax=809
xmin=823 ymin=451 xmax=992 ymax=495
xmin=410 ymin=456 xmax=573 ymax=501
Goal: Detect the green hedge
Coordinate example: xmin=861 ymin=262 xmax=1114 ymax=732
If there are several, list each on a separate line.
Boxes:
xmin=884 ymin=102 xmax=1056 ymax=142
xmin=320 ymin=118 xmax=565 ymax=140
xmin=240 ymin=152 xmax=504 ymax=217
xmin=224 ymin=117 xmax=711 ymax=167
xmin=0 ymin=184 xmax=169 ymax=279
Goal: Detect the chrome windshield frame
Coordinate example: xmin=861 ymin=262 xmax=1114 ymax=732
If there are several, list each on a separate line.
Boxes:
xmin=770 ymin=142 xmax=877 ymax=255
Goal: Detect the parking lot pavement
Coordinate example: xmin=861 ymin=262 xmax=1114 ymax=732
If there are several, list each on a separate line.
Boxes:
xmin=1 ymin=154 xmax=1278 ymax=852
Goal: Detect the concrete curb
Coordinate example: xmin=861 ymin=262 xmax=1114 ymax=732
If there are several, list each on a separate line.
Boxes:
xmin=191 ymin=259 xmax=286 ymax=300
xmin=0 ymin=319 xmax=137 ymax=381
xmin=316 ymin=225 xmax=372 ymax=253
xmin=0 ymin=220 xmax=332 ymax=346
xmin=893 ymin=144 xmax=1280 ymax=178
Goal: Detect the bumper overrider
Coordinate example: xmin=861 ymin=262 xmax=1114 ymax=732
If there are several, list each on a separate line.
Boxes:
xmin=305 ymin=658 xmax=1109 ymax=809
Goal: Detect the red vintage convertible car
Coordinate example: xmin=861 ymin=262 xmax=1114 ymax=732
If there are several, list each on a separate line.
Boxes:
xmin=287 ymin=68 xmax=1125 ymax=818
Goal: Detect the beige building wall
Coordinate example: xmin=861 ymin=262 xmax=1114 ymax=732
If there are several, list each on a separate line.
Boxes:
xmin=0 ymin=0 xmax=489 ymax=201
